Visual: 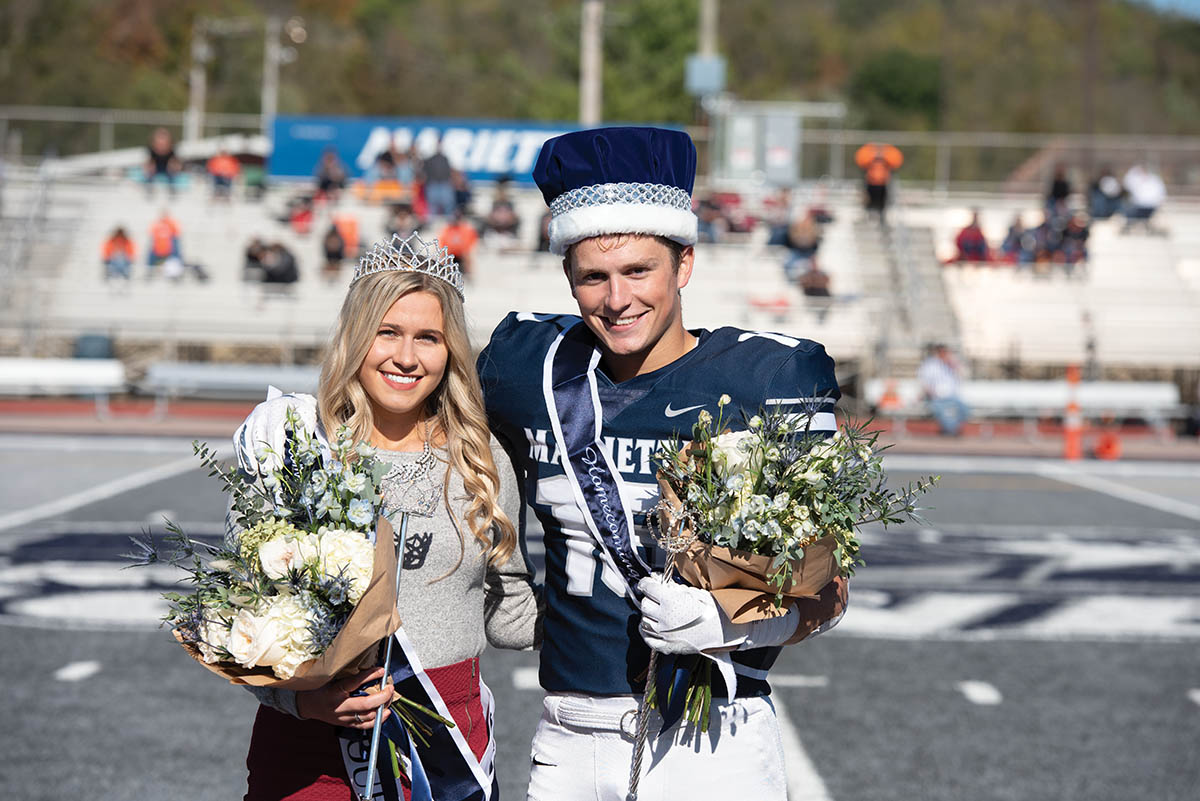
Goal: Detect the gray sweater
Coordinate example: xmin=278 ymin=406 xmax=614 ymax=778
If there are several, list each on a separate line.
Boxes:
xmin=245 ymin=439 xmax=540 ymax=717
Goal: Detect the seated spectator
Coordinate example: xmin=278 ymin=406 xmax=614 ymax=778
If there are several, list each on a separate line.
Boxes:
xmin=144 ymin=127 xmax=181 ymax=197
xmin=1000 ymin=214 xmax=1035 ymax=266
xmin=438 ymin=210 xmax=480 ymax=278
xmin=362 ymin=151 xmax=409 ymax=206
xmin=797 ymin=262 xmax=833 ymax=323
xmin=322 ymin=223 xmax=346 ymax=282
xmin=1121 ymin=164 xmax=1166 ymax=234
xmin=537 ymin=210 xmax=552 ymax=252
xmin=951 ymin=211 xmax=990 ymax=264
xmin=261 ymin=242 xmax=299 ymax=285
xmin=1061 ymin=213 xmax=1090 ymax=275
xmin=451 ymin=169 xmax=473 ymax=215
xmin=244 ymin=237 xmax=268 ymax=282
xmin=1031 ymin=211 xmax=1065 ymax=272
xmin=207 ymin=149 xmax=240 ymax=201
xmin=781 ymin=211 xmax=821 ymax=282
xmin=394 ymin=149 xmax=416 ymax=185
xmin=146 ymin=210 xmax=181 ymax=277
xmin=1088 ymin=167 xmax=1123 ymax=220
xmin=279 ymin=194 xmax=315 ymax=234
xmin=696 ymin=197 xmax=725 ymax=244
xmin=484 ymin=178 xmax=520 ymax=237
xmin=313 ymin=147 xmax=348 ymax=201
xmin=333 ymin=214 xmax=360 ymax=260
xmin=385 ymin=203 xmax=421 ymax=240
xmin=918 ymin=343 xmax=970 ymax=436
xmin=101 ymin=227 xmax=136 ymax=281
xmin=1046 ymin=164 xmax=1071 ymax=211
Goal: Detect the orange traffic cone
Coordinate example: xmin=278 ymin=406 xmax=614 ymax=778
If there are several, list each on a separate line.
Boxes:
xmin=879 ymin=380 xmax=902 ymax=411
xmin=1063 ymin=365 xmax=1083 ymax=460
xmin=1094 ymin=430 xmax=1122 ymax=460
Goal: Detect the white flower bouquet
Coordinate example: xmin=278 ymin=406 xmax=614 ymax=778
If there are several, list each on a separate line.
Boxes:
xmin=649 ymin=395 xmax=936 ymax=726
xmin=129 ymin=410 xmax=401 ymax=690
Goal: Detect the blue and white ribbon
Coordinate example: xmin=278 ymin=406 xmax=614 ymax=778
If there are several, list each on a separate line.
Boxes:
xmin=339 ymin=627 xmax=495 ymax=801
xmin=541 ymin=323 xmax=736 ymax=728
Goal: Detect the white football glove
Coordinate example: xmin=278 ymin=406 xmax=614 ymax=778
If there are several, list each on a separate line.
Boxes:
xmin=233 ymin=388 xmax=320 ymax=476
xmin=636 ymin=576 xmax=800 ymax=655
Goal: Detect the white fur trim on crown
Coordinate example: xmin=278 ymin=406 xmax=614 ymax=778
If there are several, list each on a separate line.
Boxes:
xmin=548 ymin=203 xmax=698 ymax=255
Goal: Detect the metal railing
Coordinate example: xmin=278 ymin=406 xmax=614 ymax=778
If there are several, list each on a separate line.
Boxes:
xmin=0 ymin=105 xmax=262 ymax=161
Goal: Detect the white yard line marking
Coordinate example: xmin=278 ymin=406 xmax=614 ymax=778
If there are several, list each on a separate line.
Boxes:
xmin=0 ymin=434 xmax=200 ymax=452
xmin=512 ymin=666 xmax=540 ymax=690
xmin=838 ymin=592 xmax=1018 ymax=637
xmin=53 ymin=660 xmax=101 ymax=682
xmin=1036 ymin=466 xmax=1200 ymax=523
xmin=956 ymin=680 xmax=1002 ymax=705
xmin=882 ymin=454 xmax=1200 ymax=479
xmin=1188 ymin=689 xmax=1200 ymax=708
xmin=0 ymin=447 xmax=229 ymax=532
xmin=774 ymin=698 xmax=834 ymax=801
xmin=772 ymin=674 xmax=830 ymax=688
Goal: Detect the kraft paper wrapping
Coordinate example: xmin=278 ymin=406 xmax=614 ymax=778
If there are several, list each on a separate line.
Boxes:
xmin=173 ymin=516 xmax=403 ymax=691
xmin=659 ymin=475 xmax=838 ymax=625
xmin=674 ymin=537 xmax=838 ymax=624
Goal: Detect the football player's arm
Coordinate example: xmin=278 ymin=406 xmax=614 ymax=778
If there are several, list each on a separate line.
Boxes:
xmin=765 ymin=341 xmax=841 ymax=442
xmin=484 ymin=438 xmax=543 ymax=651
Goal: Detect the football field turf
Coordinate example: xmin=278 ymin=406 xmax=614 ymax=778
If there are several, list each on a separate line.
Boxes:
xmin=2 ymin=434 xmax=1197 ymax=800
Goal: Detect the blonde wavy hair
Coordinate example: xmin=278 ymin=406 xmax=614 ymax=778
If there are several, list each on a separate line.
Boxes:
xmin=317 ymin=269 xmax=516 ymax=569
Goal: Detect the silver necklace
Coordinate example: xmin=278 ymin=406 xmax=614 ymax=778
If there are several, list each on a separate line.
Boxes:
xmin=379 ymin=438 xmax=441 ymax=520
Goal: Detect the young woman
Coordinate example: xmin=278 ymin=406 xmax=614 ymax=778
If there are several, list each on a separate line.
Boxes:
xmin=233 ymin=234 xmax=539 ymax=800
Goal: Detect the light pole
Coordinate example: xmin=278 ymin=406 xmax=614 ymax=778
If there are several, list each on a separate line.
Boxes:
xmin=184 ymin=14 xmax=302 ymax=142
xmin=579 ymin=0 xmax=604 ymax=126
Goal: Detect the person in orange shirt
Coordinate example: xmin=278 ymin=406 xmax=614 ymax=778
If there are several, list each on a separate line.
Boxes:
xmin=101 ymin=226 xmax=136 ymax=281
xmin=854 ymin=142 xmax=903 ymax=224
xmin=438 ymin=210 xmax=479 ymax=278
xmin=207 ymin=149 xmax=241 ymax=200
xmin=147 ymin=211 xmax=182 ymax=276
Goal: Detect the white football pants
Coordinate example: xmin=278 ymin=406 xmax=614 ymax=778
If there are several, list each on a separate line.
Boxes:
xmin=526 ymin=693 xmax=788 ymax=801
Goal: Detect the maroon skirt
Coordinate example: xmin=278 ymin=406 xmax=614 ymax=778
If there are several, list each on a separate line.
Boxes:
xmin=244 ymin=657 xmax=489 ymax=801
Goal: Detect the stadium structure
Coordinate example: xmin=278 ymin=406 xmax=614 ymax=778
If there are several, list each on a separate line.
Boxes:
xmin=1 ymin=124 xmax=1198 ymax=432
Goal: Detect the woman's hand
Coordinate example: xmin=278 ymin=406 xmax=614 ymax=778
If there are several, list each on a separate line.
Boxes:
xmin=295 ymin=667 xmax=393 ymax=731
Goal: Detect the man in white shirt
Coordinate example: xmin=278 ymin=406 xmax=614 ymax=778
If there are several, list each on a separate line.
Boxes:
xmin=917 ymin=343 xmax=970 ymax=435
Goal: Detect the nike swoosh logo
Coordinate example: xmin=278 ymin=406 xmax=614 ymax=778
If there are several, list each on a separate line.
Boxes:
xmin=664 ymin=403 xmax=705 ymax=418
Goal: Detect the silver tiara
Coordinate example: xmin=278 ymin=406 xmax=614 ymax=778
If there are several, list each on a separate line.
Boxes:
xmin=350 ymin=232 xmax=465 ymax=299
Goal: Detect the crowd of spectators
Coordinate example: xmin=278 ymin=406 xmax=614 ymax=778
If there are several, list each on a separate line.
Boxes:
xmin=944 ymin=162 xmax=1167 ymax=276
xmin=102 ymin=210 xmax=208 ymax=283
xmin=767 ymin=203 xmax=837 ymax=320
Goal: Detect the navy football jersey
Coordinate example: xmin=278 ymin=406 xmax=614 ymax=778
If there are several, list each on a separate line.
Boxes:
xmin=477 ymin=312 xmax=840 ymax=698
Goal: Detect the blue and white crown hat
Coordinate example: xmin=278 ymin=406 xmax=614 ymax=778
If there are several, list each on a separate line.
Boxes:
xmin=533 ymin=126 xmax=699 ymax=256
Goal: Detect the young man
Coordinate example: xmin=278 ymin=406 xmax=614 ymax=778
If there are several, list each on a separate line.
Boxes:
xmin=477 ymin=127 xmax=847 ymax=800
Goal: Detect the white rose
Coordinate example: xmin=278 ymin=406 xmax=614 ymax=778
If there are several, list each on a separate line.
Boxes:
xmin=258 ymin=536 xmax=306 ymax=579
xmin=196 ymin=611 xmax=231 ymax=664
xmin=712 ymin=430 xmax=756 ymax=476
xmin=319 ymin=527 xmax=375 ymax=603
xmin=263 ymin=594 xmax=315 ymax=652
xmin=226 ymin=608 xmax=288 ymax=668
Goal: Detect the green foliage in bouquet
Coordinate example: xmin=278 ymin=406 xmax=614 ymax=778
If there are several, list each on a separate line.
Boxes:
xmin=127 ymin=409 xmax=392 ymax=680
xmin=655 ymin=395 xmax=938 ymax=606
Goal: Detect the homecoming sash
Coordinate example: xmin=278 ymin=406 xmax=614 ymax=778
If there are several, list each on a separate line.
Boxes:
xmin=542 ymin=323 xmax=737 ymax=724
xmin=543 ymin=323 xmax=653 ymax=600
xmin=339 ymin=627 xmax=496 ymax=801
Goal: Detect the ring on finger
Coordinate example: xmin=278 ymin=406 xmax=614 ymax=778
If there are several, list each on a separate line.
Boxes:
xmin=353 ymin=713 xmax=363 ymax=724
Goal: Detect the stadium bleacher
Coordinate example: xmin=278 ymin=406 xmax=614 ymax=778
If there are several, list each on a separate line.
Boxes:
xmin=2 ymin=160 xmax=1198 ymax=426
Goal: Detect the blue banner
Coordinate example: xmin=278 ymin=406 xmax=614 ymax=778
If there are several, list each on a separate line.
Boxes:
xmin=270 ymin=115 xmax=578 ymax=183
